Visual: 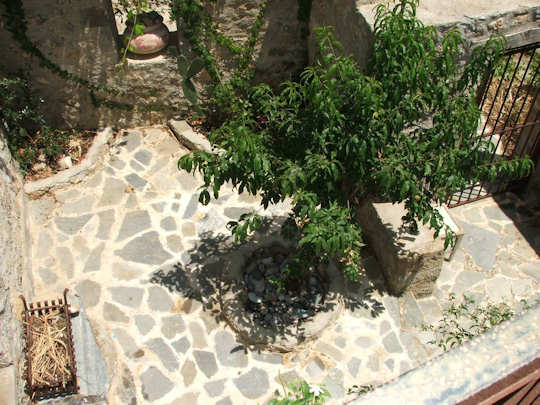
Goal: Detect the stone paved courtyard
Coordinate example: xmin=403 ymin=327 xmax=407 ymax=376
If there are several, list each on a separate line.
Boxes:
xmin=26 ymin=126 xmax=540 ymax=405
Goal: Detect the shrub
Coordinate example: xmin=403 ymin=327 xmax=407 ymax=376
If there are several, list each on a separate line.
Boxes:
xmin=0 ymin=73 xmax=75 ymax=173
xmin=179 ymin=0 xmax=533 ymax=283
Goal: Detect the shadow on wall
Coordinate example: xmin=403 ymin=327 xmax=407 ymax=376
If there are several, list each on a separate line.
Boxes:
xmin=149 ymin=217 xmax=385 ymax=350
xmin=0 ymin=0 xmax=120 ymax=130
xmin=252 ymin=0 xmax=309 ymax=88
xmin=308 ymin=0 xmax=374 ymax=71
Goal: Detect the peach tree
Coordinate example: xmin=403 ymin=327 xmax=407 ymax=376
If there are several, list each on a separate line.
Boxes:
xmin=179 ymin=0 xmax=533 ymax=281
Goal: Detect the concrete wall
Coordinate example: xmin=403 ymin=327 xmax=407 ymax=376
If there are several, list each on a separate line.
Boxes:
xmin=356 ymin=0 xmax=540 ymax=41
xmin=309 ymin=0 xmax=373 ymax=70
xmin=0 ymin=127 xmax=32 ymax=405
xmin=310 ymin=1 xmax=540 ymax=71
xmin=352 ymin=303 xmax=540 ymax=404
xmin=527 ymin=156 xmax=540 ymax=209
xmin=356 ymin=200 xmax=445 ymax=297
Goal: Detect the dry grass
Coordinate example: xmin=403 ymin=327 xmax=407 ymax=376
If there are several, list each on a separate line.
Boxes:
xmin=25 ymin=309 xmax=72 ymax=389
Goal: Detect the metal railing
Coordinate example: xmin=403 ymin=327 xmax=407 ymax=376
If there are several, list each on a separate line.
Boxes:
xmin=449 ymin=41 xmax=540 ymax=207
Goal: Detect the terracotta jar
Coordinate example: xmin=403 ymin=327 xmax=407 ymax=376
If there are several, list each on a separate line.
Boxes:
xmin=125 ymin=11 xmax=169 ymax=55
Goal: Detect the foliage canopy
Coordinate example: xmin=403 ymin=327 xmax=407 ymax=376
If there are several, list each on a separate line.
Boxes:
xmin=179 ymin=0 xmax=533 ymax=280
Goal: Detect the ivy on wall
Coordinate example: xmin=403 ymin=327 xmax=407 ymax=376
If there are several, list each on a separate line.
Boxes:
xmin=0 ymin=0 xmax=303 ymax=115
xmin=1 ymin=0 xmax=124 ymax=96
xmin=171 ymin=0 xmax=268 ymax=86
xmin=171 ymin=0 xmax=268 ymax=121
xmin=0 ymin=0 xmax=181 ymax=112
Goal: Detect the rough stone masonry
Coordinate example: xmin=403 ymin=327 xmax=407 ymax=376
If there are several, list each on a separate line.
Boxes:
xmin=0 ymin=127 xmax=33 ymax=405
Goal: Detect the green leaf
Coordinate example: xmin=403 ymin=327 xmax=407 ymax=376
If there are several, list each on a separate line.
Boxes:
xmin=178 ymin=155 xmax=193 ymax=172
xmin=187 ymin=57 xmax=205 ymax=78
xmin=134 ymin=22 xmax=146 ymax=36
xmin=182 ymin=79 xmax=198 ymax=105
xmin=400 ymin=181 xmax=410 ymax=198
xmin=177 ymin=55 xmax=188 ymax=76
xmin=199 ymin=189 xmax=210 ymax=205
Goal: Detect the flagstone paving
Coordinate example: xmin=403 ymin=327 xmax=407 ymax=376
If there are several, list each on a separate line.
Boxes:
xmin=27 ymin=126 xmax=540 ymax=404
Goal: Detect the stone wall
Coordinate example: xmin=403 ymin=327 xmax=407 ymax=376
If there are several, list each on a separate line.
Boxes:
xmin=0 ymin=126 xmax=32 ymax=405
xmin=0 ymin=0 xmax=120 ymax=129
xmin=205 ymin=0 xmax=308 ymax=88
xmin=356 ymin=0 xmax=540 ymax=43
xmin=0 ymin=0 xmax=307 ymax=129
xmin=1 ymin=0 xmax=538 ymax=129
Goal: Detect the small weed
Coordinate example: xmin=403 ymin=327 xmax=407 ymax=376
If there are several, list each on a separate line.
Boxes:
xmin=420 ymin=293 xmax=535 ymax=351
xmin=269 ymin=377 xmax=330 ymax=405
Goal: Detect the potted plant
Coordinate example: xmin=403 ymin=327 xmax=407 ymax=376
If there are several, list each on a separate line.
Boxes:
xmin=124 ymin=10 xmax=169 ymax=55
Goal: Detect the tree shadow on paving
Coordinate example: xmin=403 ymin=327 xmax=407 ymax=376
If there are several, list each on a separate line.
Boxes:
xmin=493 ymin=191 xmax=540 ymax=256
xmin=149 ymin=216 xmax=385 ymax=350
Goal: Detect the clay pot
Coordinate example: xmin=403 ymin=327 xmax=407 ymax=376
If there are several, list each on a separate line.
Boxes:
xmin=125 ymin=11 xmax=169 ymax=55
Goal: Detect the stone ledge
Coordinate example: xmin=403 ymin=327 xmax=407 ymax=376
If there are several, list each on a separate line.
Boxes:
xmin=168 ymin=119 xmax=213 ymax=153
xmin=125 ymin=40 xmax=179 ymax=67
xmin=69 ymin=294 xmax=110 ymax=398
xmin=24 ymin=128 xmax=114 ymax=197
xmin=43 ymin=395 xmax=108 ymax=405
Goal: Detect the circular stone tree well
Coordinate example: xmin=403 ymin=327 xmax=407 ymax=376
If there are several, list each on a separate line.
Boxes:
xmin=219 ymin=238 xmax=345 ymax=352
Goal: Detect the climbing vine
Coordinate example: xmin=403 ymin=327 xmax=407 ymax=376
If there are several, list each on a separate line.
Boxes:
xmin=171 ymin=0 xmax=268 ymax=121
xmin=1 ymin=0 xmax=272 ymax=117
xmin=0 ymin=0 xmax=184 ymax=112
xmin=171 ymin=0 xmax=267 ymax=82
xmin=1 ymin=0 xmax=124 ymax=96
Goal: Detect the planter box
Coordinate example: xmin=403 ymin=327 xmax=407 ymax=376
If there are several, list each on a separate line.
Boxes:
xmin=356 ymin=200 xmax=463 ymax=298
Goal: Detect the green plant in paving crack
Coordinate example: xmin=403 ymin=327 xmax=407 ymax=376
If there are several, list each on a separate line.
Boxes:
xmin=0 ymin=72 xmax=75 ymax=173
xmin=347 ymin=384 xmax=374 ymax=396
xmin=420 ymin=293 xmax=533 ymax=351
xmin=269 ymin=378 xmax=330 ymax=405
xmin=179 ymin=0 xmax=533 ymax=287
